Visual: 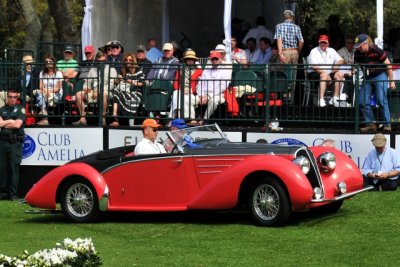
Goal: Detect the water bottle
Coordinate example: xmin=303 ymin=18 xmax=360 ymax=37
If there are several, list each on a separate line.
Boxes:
xmin=149 ymin=112 xmax=154 ymax=118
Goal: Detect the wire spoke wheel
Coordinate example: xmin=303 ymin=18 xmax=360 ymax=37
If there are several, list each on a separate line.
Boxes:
xmin=60 ymin=179 xmax=99 ymax=223
xmin=252 ymin=184 xmax=280 ymax=220
xmin=248 ymin=177 xmax=291 ymax=227
xmin=66 ymin=183 xmax=94 ymax=218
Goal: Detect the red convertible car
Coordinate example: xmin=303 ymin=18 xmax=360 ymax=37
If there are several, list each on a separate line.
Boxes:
xmin=25 ymin=124 xmax=372 ymax=226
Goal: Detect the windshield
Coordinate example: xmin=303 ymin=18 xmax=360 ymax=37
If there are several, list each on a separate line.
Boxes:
xmin=163 ymin=124 xmax=229 ymax=153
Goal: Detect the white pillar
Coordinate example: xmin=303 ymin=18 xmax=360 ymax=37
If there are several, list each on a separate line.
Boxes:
xmin=223 ymin=0 xmax=232 ymax=62
xmin=375 ymin=0 xmax=384 ymax=48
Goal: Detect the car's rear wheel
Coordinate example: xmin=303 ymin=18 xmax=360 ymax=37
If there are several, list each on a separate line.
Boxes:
xmin=60 ymin=178 xmax=99 ymax=223
xmin=248 ymin=177 xmax=291 ymax=227
xmin=310 ymin=200 xmax=344 ymax=214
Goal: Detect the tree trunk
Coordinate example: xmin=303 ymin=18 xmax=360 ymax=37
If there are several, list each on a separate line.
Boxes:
xmin=17 ymin=0 xmax=42 ymax=53
xmin=47 ymin=0 xmax=80 ymax=44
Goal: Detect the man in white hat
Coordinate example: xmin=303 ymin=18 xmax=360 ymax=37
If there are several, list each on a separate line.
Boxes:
xmin=362 ymin=133 xmax=400 ymax=191
xmin=147 ymin=42 xmax=179 ymax=82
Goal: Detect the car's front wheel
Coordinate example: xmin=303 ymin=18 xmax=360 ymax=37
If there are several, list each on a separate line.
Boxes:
xmin=60 ymin=178 xmax=99 ymax=223
xmin=248 ymin=177 xmax=291 ymax=227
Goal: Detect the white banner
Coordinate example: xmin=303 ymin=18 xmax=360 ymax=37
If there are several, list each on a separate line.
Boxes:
xmin=22 ymin=128 xmax=103 ymax=166
xmin=247 ymin=132 xmax=390 ymax=169
xmin=81 ymin=0 xmax=93 ymax=58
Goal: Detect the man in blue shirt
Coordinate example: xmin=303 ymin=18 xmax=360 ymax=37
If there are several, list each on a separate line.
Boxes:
xmin=362 ymin=133 xmax=400 ymax=191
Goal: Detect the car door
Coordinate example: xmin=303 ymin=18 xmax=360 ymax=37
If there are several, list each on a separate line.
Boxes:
xmin=119 ymin=154 xmax=190 ymax=209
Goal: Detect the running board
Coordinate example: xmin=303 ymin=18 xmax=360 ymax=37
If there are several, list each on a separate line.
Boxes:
xmin=25 ymin=209 xmax=62 ymax=214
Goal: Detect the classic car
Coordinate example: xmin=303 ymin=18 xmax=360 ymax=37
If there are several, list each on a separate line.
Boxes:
xmin=25 ymin=124 xmax=372 ymax=226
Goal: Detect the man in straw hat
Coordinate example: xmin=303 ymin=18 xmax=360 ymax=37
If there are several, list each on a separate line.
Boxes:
xmin=362 ymin=133 xmax=400 ymax=191
xmin=18 ymin=55 xmax=40 ymax=103
xmin=169 ymin=49 xmax=203 ymax=123
xmin=134 ymin=118 xmax=167 ymax=155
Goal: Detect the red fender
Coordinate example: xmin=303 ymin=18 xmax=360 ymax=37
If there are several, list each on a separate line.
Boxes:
xmin=25 ymin=162 xmax=107 ymax=210
xmin=188 ymin=154 xmax=313 ymax=210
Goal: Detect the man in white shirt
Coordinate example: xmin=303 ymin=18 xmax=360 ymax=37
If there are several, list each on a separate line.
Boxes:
xmin=134 ymin=118 xmax=167 ymax=155
xmin=242 ymin=16 xmax=274 ymax=47
xmin=197 ymin=51 xmax=232 ymax=124
xmin=245 ymin=38 xmax=261 ymax=64
xmin=308 ymin=35 xmax=344 ymax=107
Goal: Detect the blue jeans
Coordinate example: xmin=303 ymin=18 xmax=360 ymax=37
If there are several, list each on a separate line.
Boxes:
xmin=359 ymin=72 xmax=390 ymax=126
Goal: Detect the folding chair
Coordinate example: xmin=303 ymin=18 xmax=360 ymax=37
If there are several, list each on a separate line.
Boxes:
xmin=144 ymin=80 xmax=173 ymax=113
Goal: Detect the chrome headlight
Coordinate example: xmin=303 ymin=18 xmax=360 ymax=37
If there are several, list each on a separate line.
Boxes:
xmin=337 ymin=182 xmax=347 ymax=194
xmin=318 ymin=152 xmax=336 ymax=172
xmin=293 ymin=156 xmax=310 ymax=174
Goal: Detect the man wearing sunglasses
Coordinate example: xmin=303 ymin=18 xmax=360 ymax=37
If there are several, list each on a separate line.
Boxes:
xmin=134 ymin=118 xmax=166 ymax=155
xmin=0 ymin=90 xmax=26 ymax=201
xmin=106 ymin=40 xmax=124 ymax=75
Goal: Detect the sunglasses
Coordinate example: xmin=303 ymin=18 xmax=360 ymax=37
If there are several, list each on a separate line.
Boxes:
xmin=64 ymin=51 xmax=73 ymax=54
xmin=7 ymin=95 xmax=18 ymax=99
xmin=111 ymin=45 xmax=120 ymax=49
xmin=150 ymin=128 xmax=158 ymax=132
xmin=211 ymin=58 xmax=219 ymax=61
xmin=45 ymin=60 xmax=53 ymax=63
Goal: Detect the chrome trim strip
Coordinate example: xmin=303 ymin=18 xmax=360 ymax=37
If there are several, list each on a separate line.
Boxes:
xmin=199 ymin=171 xmax=223 ymax=174
xmin=198 ymin=164 xmax=233 ymax=168
xmin=310 ymin=186 xmax=374 ymax=203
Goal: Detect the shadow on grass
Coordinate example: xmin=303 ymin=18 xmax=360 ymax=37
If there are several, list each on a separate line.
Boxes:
xmin=22 ymin=210 xmax=255 ymax=226
xmin=22 ymin=207 xmax=357 ymax=227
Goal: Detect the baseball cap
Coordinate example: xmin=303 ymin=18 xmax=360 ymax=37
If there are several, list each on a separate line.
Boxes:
xmin=319 ymin=35 xmax=329 ymax=43
xmin=64 ymin=45 xmax=75 ymax=53
xmin=171 ymin=119 xmax=188 ymax=129
xmin=354 ymin=34 xmax=368 ymax=49
xmin=371 ymin=133 xmax=387 ymax=147
xmin=142 ymin=119 xmax=161 ymax=128
xmin=162 ymin=43 xmax=173 ymax=51
xmin=215 ymin=44 xmax=226 ymax=52
xmin=209 ymin=51 xmax=222 ymax=59
xmin=136 ymin=44 xmax=146 ymax=51
xmin=84 ymin=45 xmax=95 ymax=53
xmin=284 ymin=10 xmax=294 ymax=17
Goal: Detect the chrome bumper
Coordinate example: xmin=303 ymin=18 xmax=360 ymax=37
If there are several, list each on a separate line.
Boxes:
xmin=311 ymin=185 xmax=374 ymax=203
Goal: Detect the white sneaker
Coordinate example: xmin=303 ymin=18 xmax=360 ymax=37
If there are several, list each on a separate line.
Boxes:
xmin=319 ymin=98 xmax=326 ymax=107
xmin=339 ymin=93 xmax=348 ymax=101
xmin=329 ymin=97 xmax=340 ymax=107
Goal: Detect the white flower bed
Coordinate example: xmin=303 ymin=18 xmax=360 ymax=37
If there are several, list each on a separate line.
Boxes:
xmin=0 ymin=237 xmax=101 ymax=266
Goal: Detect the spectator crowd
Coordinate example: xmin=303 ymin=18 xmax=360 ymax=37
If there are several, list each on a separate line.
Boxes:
xmin=1 ymin=10 xmax=399 ymax=133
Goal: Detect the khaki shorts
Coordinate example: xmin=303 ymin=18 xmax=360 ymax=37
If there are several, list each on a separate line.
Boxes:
xmin=84 ymin=89 xmax=108 ymax=103
xmin=0 ymin=91 xmax=6 ymax=108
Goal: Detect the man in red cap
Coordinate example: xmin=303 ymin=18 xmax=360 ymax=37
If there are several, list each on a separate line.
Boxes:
xmin=134 ymin=118 xmax=167 ymax=155
xmin=196 ymin=51 xmax=232 ymax=124
xmin=75 ymin=45 xmax=96 ymax=92
xmin=307 ymin=34 xmax=344 ymax=107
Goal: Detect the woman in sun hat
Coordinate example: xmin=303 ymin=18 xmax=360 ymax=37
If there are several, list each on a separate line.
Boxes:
xmin=169 ymin=49 xmax=203 ymax=124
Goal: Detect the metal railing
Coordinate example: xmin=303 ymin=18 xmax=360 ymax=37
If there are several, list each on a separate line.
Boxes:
xmin=1 ymin=60 xmax=399 ymax=133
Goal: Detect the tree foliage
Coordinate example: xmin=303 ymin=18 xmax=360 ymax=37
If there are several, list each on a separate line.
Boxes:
xmin=1 ymin=0 xmax=400 ymax=58
xmin=297 ymin=0 xmax=400 ymax=43
xmin=0 ymin=0 xmax=84 ymax=56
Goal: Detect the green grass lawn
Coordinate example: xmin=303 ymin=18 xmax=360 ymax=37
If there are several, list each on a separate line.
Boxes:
xmin=1 ymin=191 xmax=400 ymax=266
